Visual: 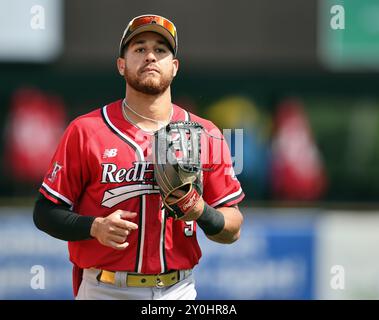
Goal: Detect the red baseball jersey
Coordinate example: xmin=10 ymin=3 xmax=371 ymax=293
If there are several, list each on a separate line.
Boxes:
xmin=39 ymin=100 xmax=244 ymax=273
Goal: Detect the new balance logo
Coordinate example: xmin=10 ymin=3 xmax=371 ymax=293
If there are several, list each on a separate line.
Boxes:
xmin=103 ymin=148 xmax=118 ymax=158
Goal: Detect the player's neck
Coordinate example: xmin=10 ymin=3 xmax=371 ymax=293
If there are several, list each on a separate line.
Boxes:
xmin=125 ymin=86 xmax=172 ymax=120
xmin=123 ymin=86 xmax=173 ymax=132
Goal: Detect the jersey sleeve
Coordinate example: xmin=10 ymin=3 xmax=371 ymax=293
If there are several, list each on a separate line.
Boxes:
xmin=39 ymin=120 xmax=89 ymax=208
xmin=202 ymin=125 xmax=245 ymax=208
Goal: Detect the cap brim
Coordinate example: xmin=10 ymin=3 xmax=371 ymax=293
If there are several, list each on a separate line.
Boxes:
xmin=121 ymin=25 xmax=176 ymax=55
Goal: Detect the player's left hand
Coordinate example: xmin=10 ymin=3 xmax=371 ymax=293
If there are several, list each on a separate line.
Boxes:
xmin=153 ymin=121 xmax=204 ymax=220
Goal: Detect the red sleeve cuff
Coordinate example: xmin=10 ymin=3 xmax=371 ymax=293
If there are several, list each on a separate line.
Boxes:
xmin=39 ymin=184 xmax=73 ymax=208
xmin=209 ymin=188 xmax=245 ymax=208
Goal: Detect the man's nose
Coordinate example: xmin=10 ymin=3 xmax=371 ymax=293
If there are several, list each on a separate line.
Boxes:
xmin=145 ymin=50 xmax=157 ymax=62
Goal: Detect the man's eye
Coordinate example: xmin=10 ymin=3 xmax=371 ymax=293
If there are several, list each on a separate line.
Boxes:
xmin=136 ymin=48 xmax=145 ymax=52
xmin=156 ymin=48 xmax=166 ymax=53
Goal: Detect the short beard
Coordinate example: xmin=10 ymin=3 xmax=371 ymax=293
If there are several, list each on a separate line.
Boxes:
xmin=125 ymin=68 xmax=173 ymax=95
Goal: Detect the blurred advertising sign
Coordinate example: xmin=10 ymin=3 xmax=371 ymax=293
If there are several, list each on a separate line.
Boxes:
xmin=318 ymin=0 xmax=379 ymax=70
xmin=4 ymin=88 xmax=67 ymax=183
xmin=316 ymin=213 xmax=379 ymax=299
xmin=0 ymin=208 xmax=317 ymax=300
xmin=195 ymin=209 xmax=317 ymax=300
xmin=0 ymin=0 xmax=63 ymax=62
xmin=0 ymin=209 xmax=72 ymax=300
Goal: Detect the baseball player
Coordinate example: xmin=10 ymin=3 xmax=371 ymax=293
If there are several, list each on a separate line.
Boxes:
xmin=33 ymin=14 xmax=244 ymax=300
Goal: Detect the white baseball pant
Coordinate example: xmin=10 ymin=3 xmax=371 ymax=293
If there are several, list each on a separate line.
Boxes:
xmin=76 ymin=268 xmax=197 ymax=300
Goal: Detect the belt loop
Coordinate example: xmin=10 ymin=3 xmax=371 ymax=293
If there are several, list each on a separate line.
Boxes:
xmin=114 ymin=271 xmax=121 ymax=287
xmin=115 ymin=271 xmax=128 ymax=287
xmin=121 ymin=271 xmax=128 ymax=287
xmin=96 ymin=270 xmax=103 ymax=282
xmin=182 ymin=269 xmax=191 ymax=280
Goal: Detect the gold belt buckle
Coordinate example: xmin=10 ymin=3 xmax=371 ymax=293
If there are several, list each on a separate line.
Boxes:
xmin=156 ymin=276 xmax=164 ymax=288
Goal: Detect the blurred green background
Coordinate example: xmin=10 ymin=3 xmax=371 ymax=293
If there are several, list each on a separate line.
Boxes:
xmin=1 ymin=0 xmax=379 ymax=206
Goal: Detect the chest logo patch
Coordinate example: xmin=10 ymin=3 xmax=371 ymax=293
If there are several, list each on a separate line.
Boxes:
xmin=100 ymin=161 xmax=160 ymax=207
xmin=102 ymin=148 xmax=118 ymax=159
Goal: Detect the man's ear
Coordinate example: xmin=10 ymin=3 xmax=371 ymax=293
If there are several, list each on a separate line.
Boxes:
xmin=172 ymin=58 xmax=179 ymax=77
xmin=117 ymin=57 xmax=126 ymax=76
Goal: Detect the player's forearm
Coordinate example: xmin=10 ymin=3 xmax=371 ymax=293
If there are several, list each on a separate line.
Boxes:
xmin=202 ymin=206 xmax=243 ymax=244
xmin=33 ymin=194 xmax=95 ymax=241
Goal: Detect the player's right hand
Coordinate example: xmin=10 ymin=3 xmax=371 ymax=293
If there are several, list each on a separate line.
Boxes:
xmin=90 ymin=210 xmax=138 ymax=250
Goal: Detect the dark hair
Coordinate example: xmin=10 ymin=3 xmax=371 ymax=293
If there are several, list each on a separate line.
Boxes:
xmin=119 ymin=43 xmax=128 ymax=58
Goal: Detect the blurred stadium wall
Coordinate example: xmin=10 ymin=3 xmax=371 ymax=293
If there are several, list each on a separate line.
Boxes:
xmin=1 ymin=0 xmax=379 ymax=299
xmin=2 ymin=208 xmax=379 ymax=300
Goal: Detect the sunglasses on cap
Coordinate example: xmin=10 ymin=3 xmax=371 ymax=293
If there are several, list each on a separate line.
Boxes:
xmin=119 ymin=15 xmax=178 ymax=57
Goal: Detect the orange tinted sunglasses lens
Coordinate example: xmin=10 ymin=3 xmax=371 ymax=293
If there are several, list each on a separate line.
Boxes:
xmin=129 ymin=15 xmax=176 ymax=39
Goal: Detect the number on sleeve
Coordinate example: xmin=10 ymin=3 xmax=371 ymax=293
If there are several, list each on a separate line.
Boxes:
xmin=184 ymin=221 xmax=194 ymax=237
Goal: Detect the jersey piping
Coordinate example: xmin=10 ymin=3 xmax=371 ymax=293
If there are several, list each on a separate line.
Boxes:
xmin=41 ymin=182 xmax=73 ymax=208
xmin=101 ymin=105 xmax=144 ymax=162
xmin=209 ymin=187 xmax=244 ymax=207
